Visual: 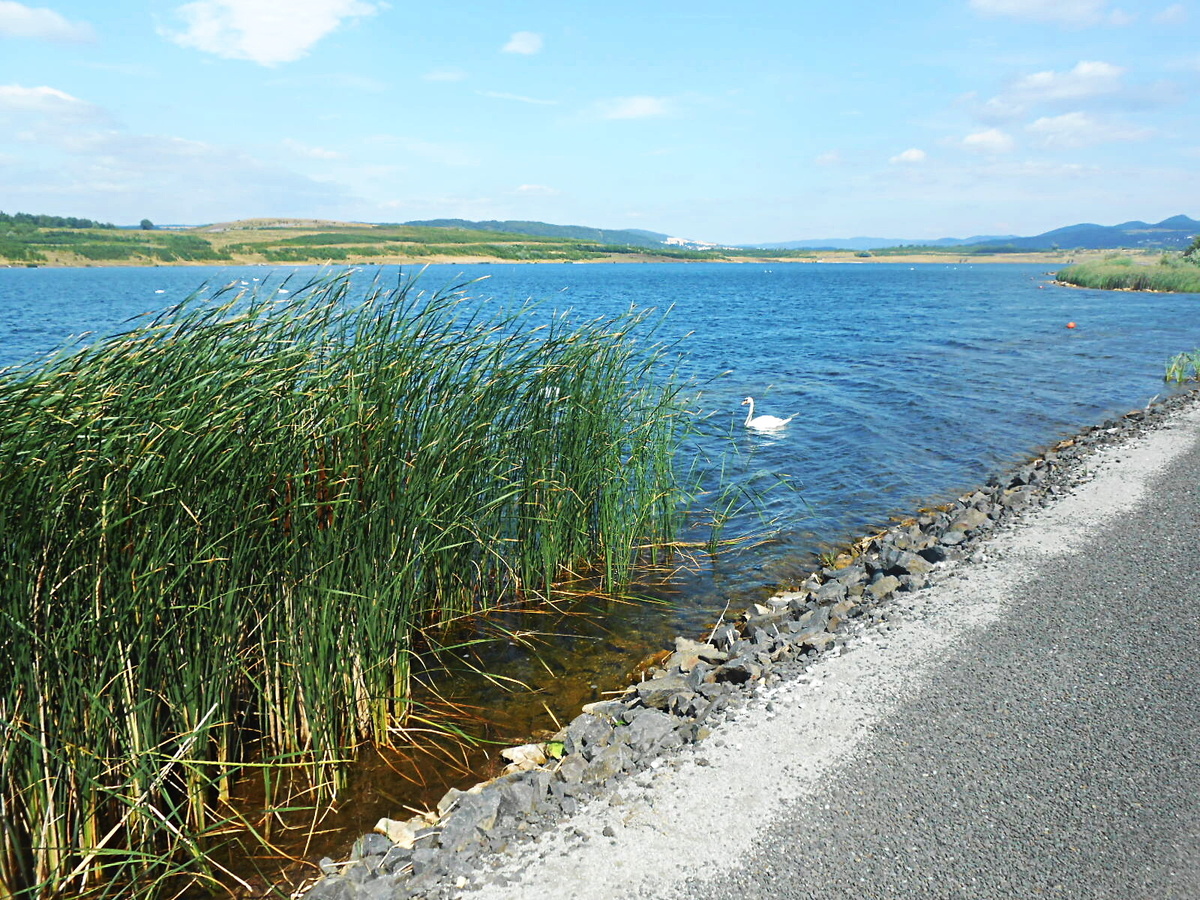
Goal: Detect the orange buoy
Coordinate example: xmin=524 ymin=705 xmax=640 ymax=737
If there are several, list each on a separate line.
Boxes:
xmin=1066 ymin=322 xmax=1077 ymax=329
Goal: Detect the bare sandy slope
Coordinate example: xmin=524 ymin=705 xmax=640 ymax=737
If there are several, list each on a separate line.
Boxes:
xmin=465 ymin=401 xmax=1200 ymax=900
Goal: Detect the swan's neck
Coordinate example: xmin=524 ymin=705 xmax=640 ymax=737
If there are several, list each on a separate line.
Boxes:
xmin=744 ymin=398 xmax=755 ymax=426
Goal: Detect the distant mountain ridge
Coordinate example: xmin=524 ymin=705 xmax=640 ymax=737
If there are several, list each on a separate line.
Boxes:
xmin=979 ymin=215 xmax=1200 ymax=251
xmin=750 ymin=215 xmax=1200 ymax=252
xmin=403 ymin=215 xmax=1198 ymax=253
xmin=748 ymin=234 xmax=1019 ymax=251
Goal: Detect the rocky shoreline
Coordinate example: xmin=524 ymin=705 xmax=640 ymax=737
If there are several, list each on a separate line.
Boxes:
xmin=299 ymin=388 xmax=1199 ymax=900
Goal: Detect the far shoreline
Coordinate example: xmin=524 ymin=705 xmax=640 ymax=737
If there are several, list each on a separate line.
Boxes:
xmin=4 ymin=249 xmax=1091 ymax=270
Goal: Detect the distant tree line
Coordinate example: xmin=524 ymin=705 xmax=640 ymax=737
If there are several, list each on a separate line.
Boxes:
xmin=0 ymin=211 xmax=116 ymax=229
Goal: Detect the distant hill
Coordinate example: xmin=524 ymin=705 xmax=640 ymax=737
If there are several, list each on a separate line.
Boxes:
xmin=972 ymin=215 xmax=1200 ymax=251
xmin=750 ymin=234 xmax=1017 ymax=251
xmin=403 ymin=219 xmax=672 ymax=249
xmin=751 ymin=215 xmax=1199 ymax=252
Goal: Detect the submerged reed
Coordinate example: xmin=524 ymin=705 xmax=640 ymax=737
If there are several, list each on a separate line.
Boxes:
xmin=0 ymin=270 xmax=695 ymax=897
xmin=1165 ymin=349 xmax=1200 ymax=383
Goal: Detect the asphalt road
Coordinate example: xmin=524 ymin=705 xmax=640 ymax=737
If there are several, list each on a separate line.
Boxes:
xmin=470 ymin=403 xmax=1200 ymax=900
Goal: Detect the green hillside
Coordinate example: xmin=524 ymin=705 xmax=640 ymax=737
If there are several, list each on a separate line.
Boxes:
xmin=402 ymin=218 xmax=672 ymax=249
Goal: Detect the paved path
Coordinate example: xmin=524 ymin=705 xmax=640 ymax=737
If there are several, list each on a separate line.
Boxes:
xmin=469 ymin=402 xmax=1200 ymax=900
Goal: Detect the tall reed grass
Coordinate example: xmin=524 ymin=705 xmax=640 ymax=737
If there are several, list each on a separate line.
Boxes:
xmin=1056 ymin=258 xmax=1200 ymax=293
xmin=0 ymin=270 xmax=695 ymax=897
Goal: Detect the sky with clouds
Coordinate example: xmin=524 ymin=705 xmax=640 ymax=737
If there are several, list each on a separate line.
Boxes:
xmin=0 ymin=0 xmax=1196 ymax=243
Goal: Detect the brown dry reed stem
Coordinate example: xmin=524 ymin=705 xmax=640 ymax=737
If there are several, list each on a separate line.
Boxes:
xmin=0 ymin=269 xmax=696 ymax=898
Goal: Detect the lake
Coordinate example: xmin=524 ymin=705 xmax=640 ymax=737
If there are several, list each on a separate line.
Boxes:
xmin=3 ymin=261 xmax=1195 ymax=606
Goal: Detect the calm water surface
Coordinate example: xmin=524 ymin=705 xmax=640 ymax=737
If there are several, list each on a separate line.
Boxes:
xmin=4 ymin=262 xmax=1194 ymax=582
xmin=4 ymin=261 xmax=1198 ymax=790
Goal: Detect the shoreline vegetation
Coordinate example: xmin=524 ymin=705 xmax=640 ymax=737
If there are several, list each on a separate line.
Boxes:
xmin=0 ymin=215 xmax=1153 ymax=269
xmin=1055 ymin=240 xmax=1200 ymax=294
xmin=0 ymin=271 xmax=703 ymax=898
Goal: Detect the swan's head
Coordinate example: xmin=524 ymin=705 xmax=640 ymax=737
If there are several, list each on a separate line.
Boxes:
xmin=741 ymin=397 xmax=753 ymax=406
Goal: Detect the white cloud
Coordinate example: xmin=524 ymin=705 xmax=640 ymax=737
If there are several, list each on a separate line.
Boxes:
xmin=0 ymin=1 xmax=93 ymax=41
xmin=477 ymin=90 xmax=558 ymax=106
xmin=167 ymin=0 xmax=379 ymax=66
xmin=282 ymin=138 xmax=342 ymax=159
xmin=814 ymin=150 xmax=842 ymax=166
xmin=970 ymin=60 xmax=1148 ymax=124
xmin=962 ymin=92 xmax=1027 ymax=124
xmin=364 ymin=134 xmax=480 ymax=167
xmin=423 ymin=67 xmax=468 ymax=82
xmin=597 ymin=96 xmax=669 ymax=120
xmin=969 ymin=0 xmax=1131 ymax=25
xmin=1026 ymin=111 xmax=1151 ymax=147
xmin=268 ymin=72 xmax=387 ymax=92
xmin=502 ymin=31 xmax=542 ymax=55
xmin=0 ymin=83 xmax=93 ymax=113
xmin=0 ymin=84 xmax=111 ymax=145
xmin=1011 ymin=60 xmax=1125 ymax=102
xmin=962 ymin=128 xmax=1015 ymax=154
xmin=1153 ymin=3 xmax=1187 ymax=23
xmin=514 ymin=184 xmax=559 ymax=196
xmin=0 ymin=83 xmax=349 ymax=222
xmin=889 ymin=147 xmax=927 ymax=164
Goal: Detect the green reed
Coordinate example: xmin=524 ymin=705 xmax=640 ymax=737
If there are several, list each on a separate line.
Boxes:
xmin=1165 ymin=349 xmax=1200 ymax=383
xmin=0 ymin=270 xmax=695 ymax=897
xmin=1056 ymin=259 xmax=1200 ymax=293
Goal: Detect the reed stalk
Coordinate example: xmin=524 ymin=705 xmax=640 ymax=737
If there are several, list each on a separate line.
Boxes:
xmin=0 ymin=270 xmax=695 ymax=897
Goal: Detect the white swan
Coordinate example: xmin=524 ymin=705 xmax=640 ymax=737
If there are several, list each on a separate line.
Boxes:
xmin=742 ymin=396 xmax=793 ymax=431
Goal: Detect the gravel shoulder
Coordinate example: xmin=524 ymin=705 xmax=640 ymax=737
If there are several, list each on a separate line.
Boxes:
xmin=463 ymin=399 xmax=1200 ymax=900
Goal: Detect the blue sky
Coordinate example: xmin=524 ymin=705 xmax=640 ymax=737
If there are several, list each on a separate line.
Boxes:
xmin=0 ymin=0 xmax=1196 ymax=243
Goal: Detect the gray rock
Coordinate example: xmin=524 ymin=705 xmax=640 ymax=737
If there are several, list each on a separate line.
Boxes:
xmin=953 ymin=508 xmax=990 ymax=531
xmin=745 ymin=619 xmax=785 ymax=646
xmin=625 ymin=708 xmax=678 ymax=753
xmin=556 ymin=753 xmax=589 ymax=784
xmin=880 ymin=547 xmax=932 ymax=575
xmin=305 ymin=876 xmax=358 ymax=900
xmin=437 ymin=791 xmax=500 ymax=852
xmin=584 ymin=742 xmax=634 ymax=784
xmin=410 ymin=847 xmax=440 ymax=876
xmin=939 ymin=528 xmax=967 ymax=546
xmin=667 ymin=690 xmax=698 ymax=716
xmin=782 ymin=620 xmax=825 ymax=641
xmin=636 ymin=673 xmax=692 ymax=710
xmin=380 ymin=844 xmax=413 ymax=872
xmin=815 ymin=580 xmax=846 ymax=604
xmin=918 ymin=543 xmax=948 ymax=563
xmin=357 ymin=876 xmax=399 ymax=900
xmin=715 ymin=656 xmax=763 ymax=684
xmin=580 ymin=699 xmax=629 ymax=720
xmin=495 ymin=771 xmax=547 ymax=819
xmin=564 ymin=712 xmax=615 ymax=758
xmin=351 ymin=832 xmax=393 ymax=860
xmin=795 ymin=605 xmax=831 ymax=630
xmin=710 ymin=623 xmax=739 ymax=650
xmin=828 ymin=597 xmax=859 ymax=623
xmin=801 ymin=631 xmax=837 ymax=652
xmin=867 ymin=575 xmax=902 ymax=601
xmin=665 ymin=637 xmax=727 ymax=672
